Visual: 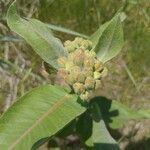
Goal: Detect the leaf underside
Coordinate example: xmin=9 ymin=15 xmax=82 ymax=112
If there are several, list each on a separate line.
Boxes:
xmin=90 ymin=14 xmax=124 ymax=63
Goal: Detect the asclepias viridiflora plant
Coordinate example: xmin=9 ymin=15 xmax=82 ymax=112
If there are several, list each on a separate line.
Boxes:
xmin=0 ymin=1 xmax=149 ymax=150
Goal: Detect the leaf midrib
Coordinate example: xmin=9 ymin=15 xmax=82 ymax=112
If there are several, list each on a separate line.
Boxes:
xmin=9 ymin=94 xmax=70 ymax=149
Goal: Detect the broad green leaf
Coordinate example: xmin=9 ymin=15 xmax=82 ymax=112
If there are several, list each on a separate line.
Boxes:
xmin=90 ymin=21 xmax=109 ymax=49
xmin=0 ymin=85 xmax=86 ymax=150
xmin=92 ymin=97 xmax=150 ymax=129
xmin=90 ymin=14 xmax=124 ymax=63
xmin=92 ymin=120 xmax=119 ymax=150
xmin=7 ymin=1 xmax=67 ymax=69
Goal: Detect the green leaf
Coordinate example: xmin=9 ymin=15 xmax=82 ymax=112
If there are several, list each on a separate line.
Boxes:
xmin=90 ymin=14 xmax=124 ymax=63
xmin=92 ymin=120 xmax=119 ymax=150
xmin=0 ymin=85 xmax=86 ymax=150
xmin=90 ymin=22 xmax=109 ymax=49
xmin=86 ymin=102 xmax=119 ymax=150
xmin=76 ymin=111 xmax=93 ymax=141
xmin=92 ymin=97 xmax=150 ymax=129
xmin=7 ymin=1 xmax=67 ymax=69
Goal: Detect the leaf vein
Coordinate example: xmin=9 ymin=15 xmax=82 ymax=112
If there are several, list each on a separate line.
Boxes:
xmin=9 ymin=94 xmax=70 ymax=149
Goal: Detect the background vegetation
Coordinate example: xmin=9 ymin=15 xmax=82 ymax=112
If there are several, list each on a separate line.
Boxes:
xmin=0 ymin=0 xmax=149 ymax=149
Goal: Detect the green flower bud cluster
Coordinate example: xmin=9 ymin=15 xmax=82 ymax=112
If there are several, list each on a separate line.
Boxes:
xmin=64 ymin=37 xmax=92 ymax=53
xmin=57 ymin=37 xmax=108 ymax=101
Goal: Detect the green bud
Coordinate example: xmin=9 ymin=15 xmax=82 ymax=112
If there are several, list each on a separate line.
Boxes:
xmin=83 ymin=68 xmax=93 ymax=77
xmin=89 ymin=50 xmax=96 ymax=57
xmin=85 ymin=77 xmax=95 ymax=89
xmin=67 ymin=74 xmax=76 ymax=85
xmin=72 ymin=41 xmax=79 ymax=49
xmin=72 ymin=49 xmax=85 ymax=65
xmin=65 ymin=61 xmax=74 ymax=71
xmin=73 ymin=83 xmax=85 ymax=94
xmin=69 ymin=66 xmax=81 ymax=83
xmin=84 ymin=57 xmax=95 ymax=68
xmin=65 ymin=45 xmax=75 ymax=53
xmin=74 ymin=37 xmax=83 ymax=46
xmin=57 ymin=57 xmax=66 ymax=67
xmin=64 ymin=40 xmax=71 ymax=47
xmin=94 ymin=71 xmax=101 ymax=79
xmin=57 ymin=37 xmax=107 ymax=102
xmin=95 ymin=80 xmax=101 ymax=90
xmin=81 ymin=40 xmax=89 ymax=49
xmin=94 ymin=60 xmax=103 ymax=72
xmin=77 ymin=72 xmax=86 ymax=83
xmin=70 ymin=66 xmax=81 ymax=73
xmin=85 ymin=50 xmax=96 ymax=58
xmin=80 ymin=91 xmax=90 ymax=101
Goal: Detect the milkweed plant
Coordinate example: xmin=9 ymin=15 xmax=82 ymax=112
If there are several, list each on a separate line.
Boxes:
xmin=0 ymin=1 xmax=149 ymax=150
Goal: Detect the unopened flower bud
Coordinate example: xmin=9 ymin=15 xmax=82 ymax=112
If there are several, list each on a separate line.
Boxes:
xmin=57 ymin=37 xmax=107 ymax=102
xmin=95 ymin=80 xmax=101 ymax=90
xmin=77 ymin=72 xmax=86 ymax=83
xmin=72 ymin=49 xmax=85 ymax=65
xmin=64 ymin=40 xmax=71 ymax=47
xmin=73 ymin=83 xmax=85 ymax=94
xmin=65 ymin=61 xmax=74 ymax=71
xmin=80 ymin=91 xmax=91 ymax=101
xmin=85 ymin=50 xmax=96 ymax=58
xmin=65 ymin=45 xmax=75 ymax=53
xmin=81 ymin=40 xmax=89 ymax=49
xmin=94 ymin=71 xmax=101 ymax=79
xmin=67 ymin=74 xmax=76 ymax=85
xmin=72 ymin=41 xmax=79 ymax=48
xmin=83 ymin=68 xmax=93 ymax=77
xmin=84 ymin=57 xmax=95 ymax=68
xmin=94 ymin=60 xmax=103 ymax=71
xmin=57 ymin=57 xmax=66 ymax=67
xmin=68 ymin=66 xmax=81 ymax=83
xmin=85 ymin=77 xmax=95 ymax=89
xmin=70 ymin=66 xmax=81 ymax=74
xmin=74 ymin=37 xmax=83 ymax=46
xmin=89 ymin=50 xmax=96 ymax=57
